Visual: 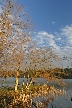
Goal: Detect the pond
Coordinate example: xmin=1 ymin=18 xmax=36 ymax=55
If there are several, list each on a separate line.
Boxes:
xmin=0 ymin=77 xmax=72 ymax=108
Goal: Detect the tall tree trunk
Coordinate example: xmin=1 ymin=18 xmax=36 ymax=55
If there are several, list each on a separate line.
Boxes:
xmin=15 ymin=71 xmax=19 ymax=92
xmin=15 ymin=77 xmax=18 ymax=91
xmin=15 ymin=54 xmax=21 ymax=91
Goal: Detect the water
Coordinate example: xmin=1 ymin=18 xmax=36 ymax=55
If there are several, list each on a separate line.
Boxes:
xmin=0 ymin=77 xmax=72 ymax=108
xmin=0 ymin=77 xmax=47 ymax=87
xmin=48 ymin=79 xmax=72 ymax=108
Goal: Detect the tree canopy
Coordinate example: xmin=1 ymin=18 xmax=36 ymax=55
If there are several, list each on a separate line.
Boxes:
xmin=0 ymin=0 xmax=66 ymax=88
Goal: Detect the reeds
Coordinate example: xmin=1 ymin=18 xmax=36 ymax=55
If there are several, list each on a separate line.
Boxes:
xmin=0 ymin=78 xmax=67 ymax=108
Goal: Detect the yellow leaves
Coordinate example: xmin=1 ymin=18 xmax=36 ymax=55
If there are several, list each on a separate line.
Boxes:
xmin=0 ymin=46 xmax=2 ymax=51
xmin=0 ymin=31 xmax=2 ymax=37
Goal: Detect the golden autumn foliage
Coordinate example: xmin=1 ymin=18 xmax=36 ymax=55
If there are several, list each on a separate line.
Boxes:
xmin=0 ymin=1 xmax=68 ymax=107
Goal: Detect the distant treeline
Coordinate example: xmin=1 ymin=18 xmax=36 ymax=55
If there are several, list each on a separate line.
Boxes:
xmin=60 ymin=68 xmax=72 ymax=79
xmin=54 ymin=68 xmax=72 ymax=79
xmin=0 ymin=68 xmax=72 ymax=79
xmin=17 ymin=68 xmax=72 ymax=79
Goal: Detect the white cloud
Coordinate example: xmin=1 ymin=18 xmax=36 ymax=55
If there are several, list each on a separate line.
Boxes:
xmin=61 ymin=25 xmax=72 ymax=44
xmin=32 ymin=31 xmax=61 ymax=54
xmin=37 ymin=31 xmax=55 ymax=45
xmin=56 ymin=38 xmax=61 ymax=40
xmin=8 ymin=14 xmax=14 ymax=20
xmin=52 ymin=22 xmax=55 ymax=24
xmin=32 ymin=25 xmax=72 ymax=68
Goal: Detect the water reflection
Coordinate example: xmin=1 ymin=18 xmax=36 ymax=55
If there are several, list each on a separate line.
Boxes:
xmin=0 ymin=77 xmax=72 ymax=107
xmin=0 ymin=77 xmax=47 ymax=87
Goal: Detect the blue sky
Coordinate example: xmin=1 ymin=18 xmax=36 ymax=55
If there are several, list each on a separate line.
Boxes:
xmin=18 ymin=0 xmax=72 ymax=67
xmin=0 ymin=0 xmax=72 ymax=67
xmin=18 ymin=0 xmax=72 ymax=32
